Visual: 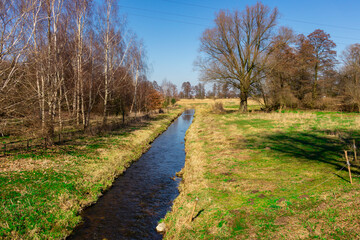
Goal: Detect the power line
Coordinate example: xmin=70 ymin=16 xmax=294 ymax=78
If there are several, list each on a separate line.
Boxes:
xmin=160 ymin=0 xmax=218 ymax=10
xmin=158 ymin=0 xmax=360 ymax=32
xmin=293 ymin=31 xmax=360 ymax=44
xmin=331 ymin=36 xmax=360 ymax=42
xmin=126 ymin=13 xmax=359 ymax=46
xmin=118 ymin=5 xmax=212 ymax=21
xmin=126 ymin=12 xmax=209 ymax=27
xmin=283 ymin=17 xmax=360 ymax=32
xmin=117 ymin=3 xmax=360 ymax=44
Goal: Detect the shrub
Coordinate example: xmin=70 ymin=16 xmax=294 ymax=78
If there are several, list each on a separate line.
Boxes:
xmin=315 ymin=96 xmax=341 ymax=111
xmin=212 ymin=102 xmax=225 ymax=113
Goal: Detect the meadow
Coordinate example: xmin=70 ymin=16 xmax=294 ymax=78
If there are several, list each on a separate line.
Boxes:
xmin=164 ymin=99 xmax=360 ymax=239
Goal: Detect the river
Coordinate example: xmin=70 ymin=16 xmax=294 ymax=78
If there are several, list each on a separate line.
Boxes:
xmin=68 ymin=109 xmax=194 ymax=240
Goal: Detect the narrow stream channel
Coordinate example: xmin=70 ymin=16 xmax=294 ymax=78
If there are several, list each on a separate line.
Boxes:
xmin=68 ymin=109 xmax=194 ymax=240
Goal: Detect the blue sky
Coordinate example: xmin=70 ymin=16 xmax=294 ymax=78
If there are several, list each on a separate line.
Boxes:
xmin=113 ymin=0 xmax=360 ymax=89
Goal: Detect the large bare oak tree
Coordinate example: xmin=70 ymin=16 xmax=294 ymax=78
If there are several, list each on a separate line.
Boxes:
xmin=196 ymin=2 xmax=278 ymax=112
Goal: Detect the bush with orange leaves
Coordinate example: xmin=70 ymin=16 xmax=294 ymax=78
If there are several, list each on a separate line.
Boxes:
xmin=146 ymin=89 xmax=164 ymax=111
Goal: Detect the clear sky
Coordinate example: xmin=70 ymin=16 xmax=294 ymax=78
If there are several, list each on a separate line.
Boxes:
xmin=114 ymin=0 xmax=360 ymax=89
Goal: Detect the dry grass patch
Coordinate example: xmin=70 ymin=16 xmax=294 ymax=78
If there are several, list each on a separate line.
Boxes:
xmin=0 ymin=158 xmax=58 ymax=172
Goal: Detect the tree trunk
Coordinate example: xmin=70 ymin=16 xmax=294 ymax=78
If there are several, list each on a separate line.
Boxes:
xmin=240 ymin=91 xmax=248 ymax=113
xmin=103 ymin=57 xmax=108 ymax=126
xmin=58 ymin=80 xmax=62 ymax=132
xmin=58 ymin=66 xmax=64 ymax=132
xmin=130 ymin=69 xmax=139 ymax=114
xmin=312 ymin=63 xmax=318 ymax=103
xmin=103 ymin=0 xmax=111 ymax=126
xmin=80 ymin=61 xmax=85 ymax=127
xmin=85 ymin=41 xmax=94 ymax=129
xmin=76 ymin=82 xmax=80 ymax=125
xmin=63 ymin=84 xmax=71 ymax=116
xmin=41 ymin=74 xmax=45 ymax=130
xmin=72 ymin=80 xmax=77 ymax=119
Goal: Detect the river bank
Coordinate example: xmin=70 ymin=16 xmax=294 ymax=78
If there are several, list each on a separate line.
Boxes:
xmin=0 ymin=107 xmax=183 ymax=239
xmin=162 ymin=100 xmax=360 ymax=239
xmin=68 ymin=109 xmax=194 ymax=239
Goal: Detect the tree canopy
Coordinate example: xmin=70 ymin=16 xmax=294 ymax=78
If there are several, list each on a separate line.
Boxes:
xmin=196 ymin=2 xmax=278 ymax=112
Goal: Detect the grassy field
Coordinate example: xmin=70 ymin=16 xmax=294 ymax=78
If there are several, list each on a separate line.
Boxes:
xmin=163 ymin=99 xmax=360 ymax=239
xmin=0 ymin=107 xmax=182 ymax=239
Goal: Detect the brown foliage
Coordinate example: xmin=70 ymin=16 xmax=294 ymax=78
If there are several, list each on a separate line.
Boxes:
xmin=212 ymin=101 xmax=225 ymax=114
xmin=264 ymin=28 xmax=339 ymax=111
xmin=340 ymin=44 xmax=360 ymax=111
xmin=146 ymin=89 xmax=164 ymax=111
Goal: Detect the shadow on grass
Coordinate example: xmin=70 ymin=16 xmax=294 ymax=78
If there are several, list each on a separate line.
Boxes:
xmin=54 ymin=119 xmax=161 ymax=158
xmin=247 ymin=130 xmax=360 ymax=175
xmin=333 ymin=173 xmax=351 ymax=183
xmin=7 ymin=112 xmax=179 ymax=160
xmin=192 ymin=209 xmax=205 ymax=221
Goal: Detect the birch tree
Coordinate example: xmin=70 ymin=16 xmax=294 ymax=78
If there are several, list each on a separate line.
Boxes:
xmin=68 ymin=0 xmax=90 ymax=127
xmin=0 ymin=0 xmax=42 ymax=116
xmin=99 ymin=0 xmax=114 ymax=125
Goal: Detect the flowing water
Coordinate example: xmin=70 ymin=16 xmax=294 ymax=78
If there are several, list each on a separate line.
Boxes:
xmin=68 ymin=109 xmax=194 ymax=240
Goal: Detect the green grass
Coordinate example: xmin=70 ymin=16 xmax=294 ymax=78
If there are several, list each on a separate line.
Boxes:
xmin=0 ymin=107 xmax=183 ymax=239
xmin=0 ymin=170 xmax=82 ymax=239
xmin=163 ymin=104 xmax=360 ymax=239
xmin=224 ymin=103 xmax=262 ymax=111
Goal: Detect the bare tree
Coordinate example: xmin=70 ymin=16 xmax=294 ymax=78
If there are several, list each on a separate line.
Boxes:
xmin=181 ymin=81 xmax=192 ymax=99
xmin=69 ymin=0 xmax=90 ymax=127
xmin=264 ymin=27 xmax=297 ymax=109
xmin=42 ymin=0 xmax=66 ymax=137
xmin=98 ymin=0 xmax=137 ymax=125
xmin=307 ymin=29 xmax=336 ymax=101
xmin=340 ymin=43 xmax=360 ymax=111
xmin=194 ymin=83 xmax=205 ymax=99
xmin=0 ymin=0 xmax=157 ymax=140
xmin=0 ymin=0 xmax=42 ymax=116
xmin=196 ymin=2 xmax=278 ymax=112
xmin=160 ymin=78 xmax=177 ymax=105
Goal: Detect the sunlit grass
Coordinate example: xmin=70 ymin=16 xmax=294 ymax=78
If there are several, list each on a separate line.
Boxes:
xmin=164 ymin=100 xmax=360 ymax=239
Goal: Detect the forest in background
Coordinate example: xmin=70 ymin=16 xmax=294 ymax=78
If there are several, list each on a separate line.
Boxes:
xmin=0 ymin=0 xmax=179 ymax=139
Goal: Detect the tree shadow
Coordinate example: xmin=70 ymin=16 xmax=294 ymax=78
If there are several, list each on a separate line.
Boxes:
xmin=247 ymin=129 xmax=360 ymax=175
xmin=333 ymin=173 xmax=351 ymax=183
xmin=192 ymin=209 xmax=204 ymax=221
xmin=1 ymin=110 xmax=182 ymax=158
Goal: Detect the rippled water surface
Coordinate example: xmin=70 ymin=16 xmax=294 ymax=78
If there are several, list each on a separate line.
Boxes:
xmin=68 ymin=109 xmax=194 ymax=240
